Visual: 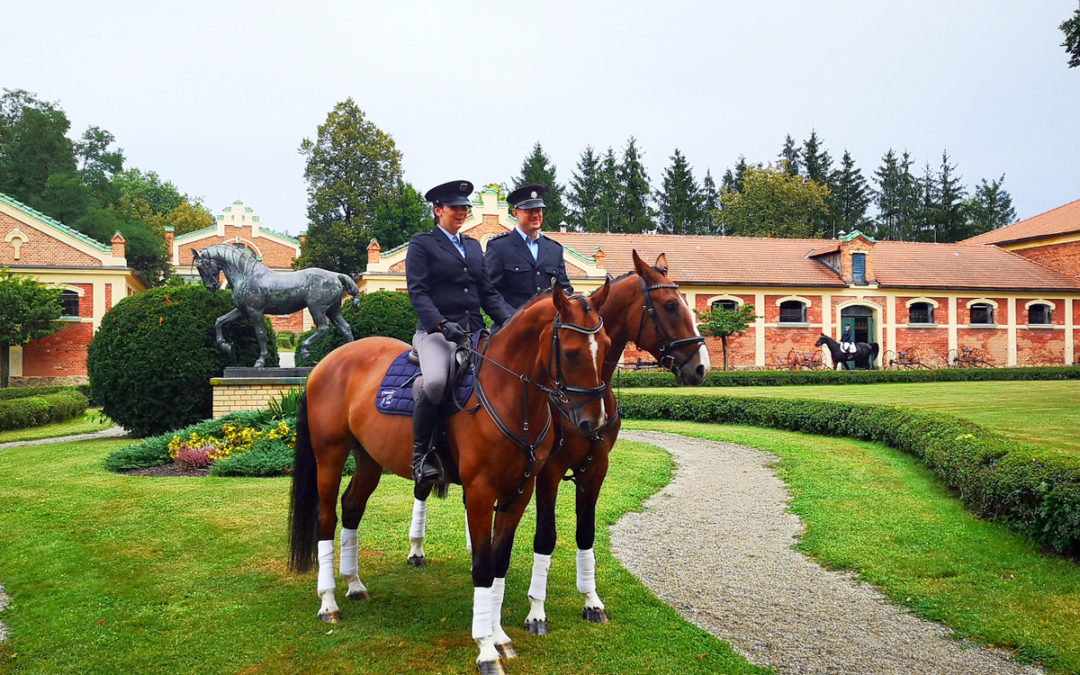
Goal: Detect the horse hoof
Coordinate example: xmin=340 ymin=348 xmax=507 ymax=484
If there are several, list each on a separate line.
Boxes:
xmin=407 ymin=554 xmax=426 ymax=567
xmin=318 ymin=610 xmax=342 ymax=623
xmin=346 ymin=589 xmax=369 ymax=601
xmin=524 ymin=618 xmax=549 ymax=636
xmin=582 ymin=607 xmax=609 ymax=624
xmin=477 ymin=660 xmax=506 ymax=675
xmin=495 ymin=642 xmax=517 ymax=660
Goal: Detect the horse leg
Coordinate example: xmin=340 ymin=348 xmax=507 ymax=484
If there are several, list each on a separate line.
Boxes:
xmin=250 ymin=311 xmax=268 ymax=367
xmin=214 ymin=308 xmax=243 ymax=356
xmin=314 ymin=446 xmax=350 ymax=623
xmin=298 ymin=312 xmax=331 ymax=363
xmin=407 ymin=482 xmax=434 ymax=567
xmin=488 ymin=481 xmax=537 ymax=661
xmin=339 ymin=447 xmax=382 ymax=600
xmin=463 ymin=484 xmax=503 ymax=673
xmin=329 ymin=306 xmax=355 ymax=343
xmin=524 ymin=464 xmax=561 ymax=635
xmin=574 ymin=450 xmax=611 ymax=624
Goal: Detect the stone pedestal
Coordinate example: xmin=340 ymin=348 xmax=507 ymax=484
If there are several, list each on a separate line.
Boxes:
xmin=210 ymin=367 xmax=311 ymax=418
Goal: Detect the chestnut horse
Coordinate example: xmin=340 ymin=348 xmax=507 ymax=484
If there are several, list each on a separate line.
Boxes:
xmin=405 ymin=251 xmax=711 ymax=634
xmin=288 ymin=284 xmax=611 ymax=673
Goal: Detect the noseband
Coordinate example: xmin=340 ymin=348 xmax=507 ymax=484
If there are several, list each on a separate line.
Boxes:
xmin=636 ymin=278 xmax=705 ymax=371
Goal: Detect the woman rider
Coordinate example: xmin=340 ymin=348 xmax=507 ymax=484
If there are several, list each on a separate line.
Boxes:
xmin=406 ymin=180 xmax=514 ymax=484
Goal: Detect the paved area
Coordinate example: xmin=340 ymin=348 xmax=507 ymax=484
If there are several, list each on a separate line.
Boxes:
xmin=610 ymin=430 xmax=1043 ymax=674
xmin=0 ymin=424 xmax=127 ymax=450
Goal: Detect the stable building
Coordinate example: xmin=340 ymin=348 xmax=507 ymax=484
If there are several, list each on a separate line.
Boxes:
xmin=0 ymin=193 xmax=146 ymax=386
xmin=363 ymin=189 xmax=1080 ymax=369
xmin=962 ymin=198 xmax=1080 ymax=279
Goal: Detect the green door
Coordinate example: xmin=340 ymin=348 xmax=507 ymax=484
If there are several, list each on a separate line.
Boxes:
xmin=841 ymin=310 xmax=874 ymax=343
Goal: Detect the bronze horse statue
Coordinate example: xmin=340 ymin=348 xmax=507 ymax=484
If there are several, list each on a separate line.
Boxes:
xmin=815 ymin=333 xmax=880 ymax=370
xmin=192 ymin=244 xmax=360 ymax=367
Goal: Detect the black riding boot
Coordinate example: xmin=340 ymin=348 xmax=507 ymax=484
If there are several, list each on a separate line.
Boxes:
xmin=411 ymin=391 xmax=442 ymax=484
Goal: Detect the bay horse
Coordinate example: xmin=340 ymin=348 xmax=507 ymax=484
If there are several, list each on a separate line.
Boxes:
xmin=288 ymin=283 xmax=611 ymax=673
xmin=192 ymin=244 xmax=360 ymax=367
xmin=405 ymin=250 xmax=711 ymax=635
xmin=815 ymin=333 xmax=880 ymax=370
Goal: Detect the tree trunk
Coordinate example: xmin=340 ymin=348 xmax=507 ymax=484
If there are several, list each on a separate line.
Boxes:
xmin=1 ymin=343 xmax=10 ymax=388
xmin=721 ymin=336 xmax=729 ymax=371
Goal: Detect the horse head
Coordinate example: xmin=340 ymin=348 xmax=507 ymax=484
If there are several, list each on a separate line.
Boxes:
xmin=192 ymin=248 xmax=222 ymax=292
xmin=629 ymin=249 xmax=710 ymax=385
xmin=814 ymin=334 xmax=829 ymax=348
xmin=546 ymin=283 xmax=612 ymax=437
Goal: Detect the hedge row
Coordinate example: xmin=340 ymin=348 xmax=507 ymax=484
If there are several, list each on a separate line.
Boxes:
xmin=618 ymin=392 xmax=1080 ymax=555
xmin=0 ymin=391 xmax=89 ymax=431
xmin=0 ymin=384 xmax=93 ymax=401
xmin=614 ymin=365 xmax=1080 ymax=388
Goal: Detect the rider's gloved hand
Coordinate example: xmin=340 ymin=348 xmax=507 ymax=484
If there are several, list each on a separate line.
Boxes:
xmin=440 ymin=321 xmax=467 ymax=343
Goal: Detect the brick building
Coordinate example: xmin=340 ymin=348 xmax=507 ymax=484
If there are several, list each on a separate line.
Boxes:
xmin=364 ymin=189 xmax=1080 ymax=369
xmin=1 ymin=193 xmax=146 ymax=385
xmin=962 ymin=199 xmax=1080 ymax=279
xmin=169 ymin=200 xmax=311 ymax=333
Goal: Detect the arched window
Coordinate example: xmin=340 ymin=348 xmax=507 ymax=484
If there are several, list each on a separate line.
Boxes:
xmin=712 ymin=299 xmax=737 ymax=312
xmin=969 ymin=302 xmax=995 ymax=325
xmin=1028 ymin=303 xmax=1052 ymax=325
xmin=909 ymin=302 xmax=934 ymax=324
xmin=59 ymin=290 xmax=80 ymax=317
xmin=779 ymin=300 xmax=807 ymax=324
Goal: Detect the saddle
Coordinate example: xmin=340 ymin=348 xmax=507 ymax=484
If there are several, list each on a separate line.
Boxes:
xmin=374 ymin=335 xmax=479 ymax=418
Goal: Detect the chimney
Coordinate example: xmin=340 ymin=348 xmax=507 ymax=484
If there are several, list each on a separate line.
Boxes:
xmin=111 ymin=232 xmax=126 ymax=260
xmin=164 ymin=226 xmax=175 ymax=261
xmin=593 ymin=247 xmax=606 ymax=270
xmin=367 ymin=239 xmax=381 ymax=265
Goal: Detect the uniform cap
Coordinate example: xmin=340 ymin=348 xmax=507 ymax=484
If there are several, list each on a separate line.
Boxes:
xmin=508 ymin=184 xmax=547 ymax=210
xmin=425 ymin=180 xmax=474 ymax=207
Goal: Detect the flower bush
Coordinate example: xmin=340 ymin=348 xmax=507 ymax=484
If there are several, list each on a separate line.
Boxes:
xmin=166 ymin=420 xmax=297 ymax=469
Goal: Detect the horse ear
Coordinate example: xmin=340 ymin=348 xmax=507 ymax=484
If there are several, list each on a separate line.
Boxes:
xmin=632 ymin=249 xmax=652 ymax=279
xmin=589 ymin=279 xmax=611 ymax=310
xmin=654 ymin=252 xmax=669 ymax=276
xmin=552 ymin=281 xmax=571 ymax=315
xmin=191 ymin=248 xmax=200 ymax=259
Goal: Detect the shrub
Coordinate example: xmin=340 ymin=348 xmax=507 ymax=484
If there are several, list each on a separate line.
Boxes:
xmin=174 ymin=444 xmax=215 ymax=470
xmin=295 ymin=291 xmax=416 ymax=367
xmin=612 ymin=365 xmax=1080 ymax=388
xmin=87 ymin=285 xmax=277 ymax=437
xmin=104 ymin=410 xmax=267 ymax=471
xmin=0 ymin=390 xmax=88 ymax=431
xmin=276 ymin=332 xmax=297 ymax=349
xmin=618 ymin=392 xmax=1080 ymax=555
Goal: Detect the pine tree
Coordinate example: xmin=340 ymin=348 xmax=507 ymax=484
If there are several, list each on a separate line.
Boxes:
xmin=702 ymin=170 xmax=720 ymax=233
xmin=595 ymin=147 xmax=620 ymax=233
xmin=913 ymin=162 xmax=941 ymax=242
xmin=655 ymin=149 xmax=706 ymax=234
xmin=778 ymin=134 xmax=800 ymax=176
xmin=801 ymin=130 xmax=834 ymax=237
xmin=721 ymin=156 xmax=750 ymax=194
xmin=828 ymin=150 xmax=871 ymax=238
xmin=872 ymin=150 xmax=902 ymax=240
xmin=896 ymin=151 xmax=921 ymax=242
xmin=513 ymin=141 xmax=567 ymax=229
xmin=937 ymin=150 xmax=967 ymax=242
xmin=616 ymin=136 xmax=653 ymax=233
xmin=566 ymin=146 xmax=602 ymax=232
xmin=961 ymin=175 xmax=1016 ymax=238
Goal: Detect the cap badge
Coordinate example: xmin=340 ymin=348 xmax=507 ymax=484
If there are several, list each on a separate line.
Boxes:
xmin=460 ymin=182 xmax=469 ymax=192
xmin=530 ymin=191 xmax=537 ymax=199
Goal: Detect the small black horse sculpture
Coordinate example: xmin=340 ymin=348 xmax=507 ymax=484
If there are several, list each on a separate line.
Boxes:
xmin=815 ymin=333 xmax=880 ymax=370
xmin=192 ymin=244 xmax=360 ymax=367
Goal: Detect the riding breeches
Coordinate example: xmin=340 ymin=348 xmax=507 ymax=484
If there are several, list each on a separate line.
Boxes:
xmin=412 ymin=329 xmax=454 ymax=404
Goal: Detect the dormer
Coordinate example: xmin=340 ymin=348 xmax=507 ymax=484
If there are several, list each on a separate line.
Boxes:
xmin=838 ymin=230 xmax=876 ymax=286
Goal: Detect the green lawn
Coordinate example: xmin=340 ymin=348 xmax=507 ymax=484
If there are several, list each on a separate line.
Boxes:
xmin=631 ymin=380 xmax=1080 ymax=454
xmin=0 ymin=408 xmax=115 ymax=444
xmin=0 ymin=437 xmax=762 ymax=675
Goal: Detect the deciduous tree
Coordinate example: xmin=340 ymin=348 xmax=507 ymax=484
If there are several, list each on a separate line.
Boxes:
xmin=1061 ymin=5 xmax=1080 ymax=68
xmin=368 ymin=183 xmax=431 ymax=256
xmin=716 ymin=165 xmax=829 ymax=238
xmin=0 ymin=267 xmax=63 ymax=387
xmin=695 ymin=302 xmax=757 ymax=371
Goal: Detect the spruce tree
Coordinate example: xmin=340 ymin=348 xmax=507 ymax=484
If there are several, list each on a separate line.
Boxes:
xmin=896 ymin=151 xmax=921 ymax=242
xmin=961 ymin=175 xmax=1016 ymax=238
xmin=801 ymin=131 xmax=834 ymax=237
xmin=702 ymin=169 xmax=720 ymax=234
xmin=616 ymin=136 xmax=653 ymax=233
xmin=778 ymin=134 xmax=800 ymax=175
xmin=656 ymin=149 xmax=705 ymax=234
xmin=595 ymin=147 xmax=620 ymax=233
xmin=566 ymin=146 xmax=602 ymax=232
xmin=914 ymin=162 xmax=941 ymax=242
xmin=873 ymin=150 xmax=902 ymax=240
xmin=513 ymin=141 xmax=567 ymax=229
xmin=721 ymin=156 xmax=750 ymax=194
xmin=937 ymin=150 xmax=967 ymax=242
xmin=828 ymin=150 xmax=871 ymax=238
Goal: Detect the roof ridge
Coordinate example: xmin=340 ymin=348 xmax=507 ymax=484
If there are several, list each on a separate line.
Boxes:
xmin=0 ymin=192 xmax=111 ymax=252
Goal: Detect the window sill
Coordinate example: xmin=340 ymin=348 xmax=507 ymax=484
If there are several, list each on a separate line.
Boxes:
xmin=906 ymin=323 xmax=937 ymax=328
xmin=967 ymin=324 xmax=998 ymax=329
xmin=1026 ymin=324 xmax=1056 ymax=329
xmin=778 ymin=322 xmax=810 ymax=327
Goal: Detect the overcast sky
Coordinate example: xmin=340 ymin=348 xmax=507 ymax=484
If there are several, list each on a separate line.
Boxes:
xmin=7 ymin=1 xmax=1079 ymax=235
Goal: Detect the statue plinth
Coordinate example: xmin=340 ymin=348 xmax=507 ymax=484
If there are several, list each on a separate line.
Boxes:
xmin=211 ymin=367 xmax=312 ymax=419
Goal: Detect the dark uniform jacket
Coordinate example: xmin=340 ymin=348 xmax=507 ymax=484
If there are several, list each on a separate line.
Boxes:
xmin=484 ymin=230 xmax=573 ymax=310
xmin=406 ymin=227 xmax=513 ymax=333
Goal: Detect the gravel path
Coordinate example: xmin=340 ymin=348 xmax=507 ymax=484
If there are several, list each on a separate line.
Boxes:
xmin=0 ymin=425 xmax=127 ymax=450
xmin=611 ymin=430 xmax=1042 ymax=675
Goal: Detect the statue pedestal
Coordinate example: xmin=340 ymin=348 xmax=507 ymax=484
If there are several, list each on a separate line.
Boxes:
xmin=210 ymin=367 xmax=312 ymax=419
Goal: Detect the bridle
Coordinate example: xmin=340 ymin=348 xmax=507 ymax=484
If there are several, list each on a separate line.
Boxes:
xmin=635 ymin=278 xmax=706 ymax=371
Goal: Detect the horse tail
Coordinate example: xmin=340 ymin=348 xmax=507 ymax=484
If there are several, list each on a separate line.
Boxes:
xmin=337 ymin=274 xmax=362 ymax=308
xmin=871 ymin=342 xmax=881 ymax=369
xmin=288 ymin=393 xmax=319 ymax=573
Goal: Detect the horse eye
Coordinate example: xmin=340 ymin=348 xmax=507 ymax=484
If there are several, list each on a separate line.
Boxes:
xmin=665 ymin=301 xmax=679 ymax=314
xmin=564 ymin=350 xmax=581 ymax=364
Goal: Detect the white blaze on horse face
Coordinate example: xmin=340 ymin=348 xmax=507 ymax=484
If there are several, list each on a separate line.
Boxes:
xmin=680 ymin=293 xmax=711 ymax=370
xmin=588 ymin=332 xmax=606 ymax=418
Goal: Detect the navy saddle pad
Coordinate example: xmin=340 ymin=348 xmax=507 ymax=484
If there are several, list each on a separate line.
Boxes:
xmin=374 ymin=347 xmax=476 ymax=417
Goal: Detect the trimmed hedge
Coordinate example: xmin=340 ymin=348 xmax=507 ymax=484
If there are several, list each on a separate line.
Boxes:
xmin=613 ymin=365 xmax=1080 ymax=388
xmin=618 ymin=392 xmax=1080 ymax=555
xmin=0 ymin=385 xmax=90 ymax=401
xmin=0 ymin=390 xmax=89 ymax=431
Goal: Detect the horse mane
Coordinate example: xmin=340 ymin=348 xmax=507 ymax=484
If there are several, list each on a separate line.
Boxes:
xmin=200 ymin=244 xmax=262 ymax=274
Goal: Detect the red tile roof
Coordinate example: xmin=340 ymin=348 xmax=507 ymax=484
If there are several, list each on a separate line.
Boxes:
xmin=962 ymin=198 xmax=1080 ymax=245
xmin=546 ymin=232 xmax=1080 ymax=292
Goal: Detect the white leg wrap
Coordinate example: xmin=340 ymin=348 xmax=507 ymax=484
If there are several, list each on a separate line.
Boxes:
xmin=317 ymin=540 xmax=336 ymax=594
xmin=409 ymin=498 xmax=427 ymax=540
xmin=528 ymin=552 xmax=552 ymax=601
xmin=576 ymin=547 xmax=596 ymax=595
xmin=490 ymin=578 xmax=507 ymax=637
xmin=339 ymin=528 xmax=358 ymax=577
xmin=471 ymin=586 xmax=493 ymax=640
xmin=464 ymin=509 xmax=472 ymax=555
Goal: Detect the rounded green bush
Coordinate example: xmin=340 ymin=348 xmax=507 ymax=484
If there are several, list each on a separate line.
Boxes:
xmin=295 ymin=291 xmax=417 ymax=367
xmin=0 ymin=390 xmax=88 ymax=431
xmin=87 ymin=285 xmax=277 ymax=437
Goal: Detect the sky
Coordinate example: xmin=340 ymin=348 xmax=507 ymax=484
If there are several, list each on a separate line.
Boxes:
xmin=6 ymin=0 xmax=1079 ymax=236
